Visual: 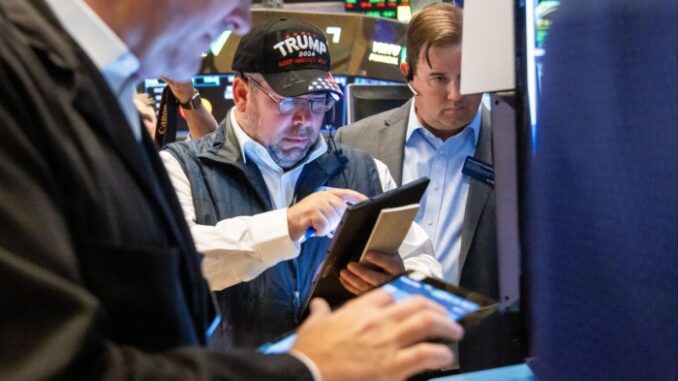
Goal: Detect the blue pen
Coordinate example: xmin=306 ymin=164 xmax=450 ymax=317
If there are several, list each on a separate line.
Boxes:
xmin=299 ymin=186 xmax=333 ymax=243
xmin=301 ymin=201 xmax=353 ymax=243
xmin=302 ymin=227 xmax=315 ymax=242
xmin=299 ymin=186 xmax=355 ymax=243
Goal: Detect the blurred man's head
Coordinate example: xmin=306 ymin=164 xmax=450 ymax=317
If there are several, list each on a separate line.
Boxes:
xmin=401 ymin=3 xmax=482 ymax=139
xmin=84 ymin=0 xmax=252 ymax=81
xmin=231 ymin=19 xmax=343 ymax=169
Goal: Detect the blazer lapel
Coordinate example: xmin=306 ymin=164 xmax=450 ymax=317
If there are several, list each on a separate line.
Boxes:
xmin=80 ymin=67 xmax=209 ymax=337
xmin=459 ymin=106 xmax=493 ymax=270
xmin=378 ymin=100 xmax=412 ymax=186
xmin=141 ymin=131 xmax=208 ymax=337
xmin=74 ymin=48 xmax=212 ymax=339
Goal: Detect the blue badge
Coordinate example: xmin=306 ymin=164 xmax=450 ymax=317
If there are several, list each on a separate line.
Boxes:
xmin=462 ymin=156 xmax=494 ymax=187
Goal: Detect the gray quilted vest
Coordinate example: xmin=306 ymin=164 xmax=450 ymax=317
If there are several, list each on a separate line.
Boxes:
xmin=164 ymin=115 xmax=382 ymax=350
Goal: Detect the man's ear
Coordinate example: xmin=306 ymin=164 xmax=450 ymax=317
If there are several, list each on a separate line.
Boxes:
xmin=400 ymin=61 xmax=410 ymax=79
xmin=232 ymin=77 xmax=249 ymax=112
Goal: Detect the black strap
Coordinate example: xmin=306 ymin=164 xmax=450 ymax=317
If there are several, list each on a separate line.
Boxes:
xmin=154 ymin=85 xmax=178 ymax=148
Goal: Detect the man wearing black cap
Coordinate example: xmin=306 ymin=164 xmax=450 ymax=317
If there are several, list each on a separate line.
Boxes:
xmin=0 ymin=0 xmax=466 ymax=378
xmin=160 ymin=19 xmax=441 ymax=350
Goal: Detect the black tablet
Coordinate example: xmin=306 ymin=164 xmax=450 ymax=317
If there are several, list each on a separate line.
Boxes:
xmin=384 ymin=272 xmax=497 ymax=327
xmin=261 ymin=271 xmax=496 ymax=355
xmin=302 ymin=177 xmax=430 ymax=312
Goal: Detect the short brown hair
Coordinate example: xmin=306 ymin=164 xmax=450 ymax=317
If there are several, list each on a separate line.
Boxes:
xmin=406 ymin=3 xmax=463 ymax=79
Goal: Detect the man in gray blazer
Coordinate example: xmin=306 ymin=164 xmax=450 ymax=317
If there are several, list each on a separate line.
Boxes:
xmin=336 ymin=3 xmax=522 ymax=373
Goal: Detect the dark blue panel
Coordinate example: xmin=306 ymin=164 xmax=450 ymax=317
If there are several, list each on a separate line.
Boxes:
xmin=525 ymin=0 xmax=678 ymax=380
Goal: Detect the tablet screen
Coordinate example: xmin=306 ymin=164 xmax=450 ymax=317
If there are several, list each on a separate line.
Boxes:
xmin=259 ymin=272 xmax=491 ymax=354
xmin=382 ymin=274 xmax=481 ymax=321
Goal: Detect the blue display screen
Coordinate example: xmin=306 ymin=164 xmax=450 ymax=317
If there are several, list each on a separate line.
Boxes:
xmin=259 ymin=274 xmax=480 ymax=354
xmin=382 ymin=275 xmax=480 ymax=321
xmin=259 ymin=332 xmax=298 ymax=355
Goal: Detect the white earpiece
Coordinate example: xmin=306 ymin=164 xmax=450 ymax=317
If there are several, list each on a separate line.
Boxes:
xmin=407 ymin=82 xmax=420 ymax=96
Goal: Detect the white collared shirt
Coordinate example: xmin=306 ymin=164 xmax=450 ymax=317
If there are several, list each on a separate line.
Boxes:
xmin=402 ymin=100 xmax=481 ymax=284
xmin=160 ymin=111 xmax=442 ymax=291
xmin=43 ymin=0 xmax=142 ymax=141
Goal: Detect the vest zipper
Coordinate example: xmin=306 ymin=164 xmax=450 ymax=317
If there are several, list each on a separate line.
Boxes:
xmin=293 ymin=290 xmax=301 ymax=325
xmin=291 ymin=191 xmax=304 ymax=325
xmin=292 ymin=257 xmax=302 ymax=325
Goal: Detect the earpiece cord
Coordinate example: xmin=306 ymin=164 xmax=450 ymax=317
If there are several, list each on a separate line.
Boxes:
xmin=325 ymin=106 xmax=350 ymax=188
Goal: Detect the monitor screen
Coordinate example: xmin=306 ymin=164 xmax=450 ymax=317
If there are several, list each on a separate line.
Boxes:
xmin=191 ymin=74 xmax=236 ymax=123
xmin=345 ymin=81 xmax=411 ymax=124
xmin=141 ymin=74 xmax=236 ymax=123
xmin=344 ymin=0 xmax=412 ymax=21
xmin=140 ymin=74 xmax=236 ymax=138
xmin=139 ymin=74 xmax=411 ymax=135
xmin=352 ymin=76 xmax=403 ymax=86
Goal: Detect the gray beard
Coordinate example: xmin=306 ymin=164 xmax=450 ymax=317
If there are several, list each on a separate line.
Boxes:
xmin=267 ymin=135 xmax=319 ymax=171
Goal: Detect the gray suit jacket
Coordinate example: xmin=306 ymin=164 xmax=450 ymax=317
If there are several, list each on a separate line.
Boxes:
xmin=336 ymin=99 xmax=522 ymax=372
xmin=336 ymin=99 xmax=496 ymax=296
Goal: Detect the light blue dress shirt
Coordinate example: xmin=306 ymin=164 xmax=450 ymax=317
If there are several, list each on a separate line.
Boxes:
xmin=402 ymin=100 xmax=481 ymax=284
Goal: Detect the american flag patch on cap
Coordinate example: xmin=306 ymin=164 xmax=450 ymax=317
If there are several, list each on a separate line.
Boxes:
xmin=308 ymin=73 xmax=343 ymax=100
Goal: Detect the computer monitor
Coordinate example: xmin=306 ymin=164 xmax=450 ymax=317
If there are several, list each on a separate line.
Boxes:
xmin=140 ymin=74 xmax=236 ymax=139
xmin=351 ymin=77 xmax=404 ymax=86
xmin=191 ymin=74 xmax=236 ymax=123
xmin=344 ymin=0 xmax=412 ymax=21
xmin=345 ymin=82 xmax=411 ymax=124
xmin=141 ymin=74 xmax=236 ymax=119
xmin=140 ymin=74 xmax=353 ymax=137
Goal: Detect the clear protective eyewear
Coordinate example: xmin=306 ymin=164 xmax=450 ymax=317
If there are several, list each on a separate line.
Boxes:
xmin=246 ymin=76 xmax=335 ymax=115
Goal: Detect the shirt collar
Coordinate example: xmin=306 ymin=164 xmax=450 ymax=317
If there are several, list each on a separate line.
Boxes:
xmin=406 ymin=98 xmax=482 ymax=146
xmin=230 ymin=111 xmax=328 ymax=172
xmin=42 ymin=0 xmax=140 ymax=87
xmin=43 ymin=0 xmax=142 ymax=139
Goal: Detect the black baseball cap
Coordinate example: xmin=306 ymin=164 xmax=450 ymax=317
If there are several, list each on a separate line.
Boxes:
xmin=232 ymin=18 xmax=343 ymax=100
